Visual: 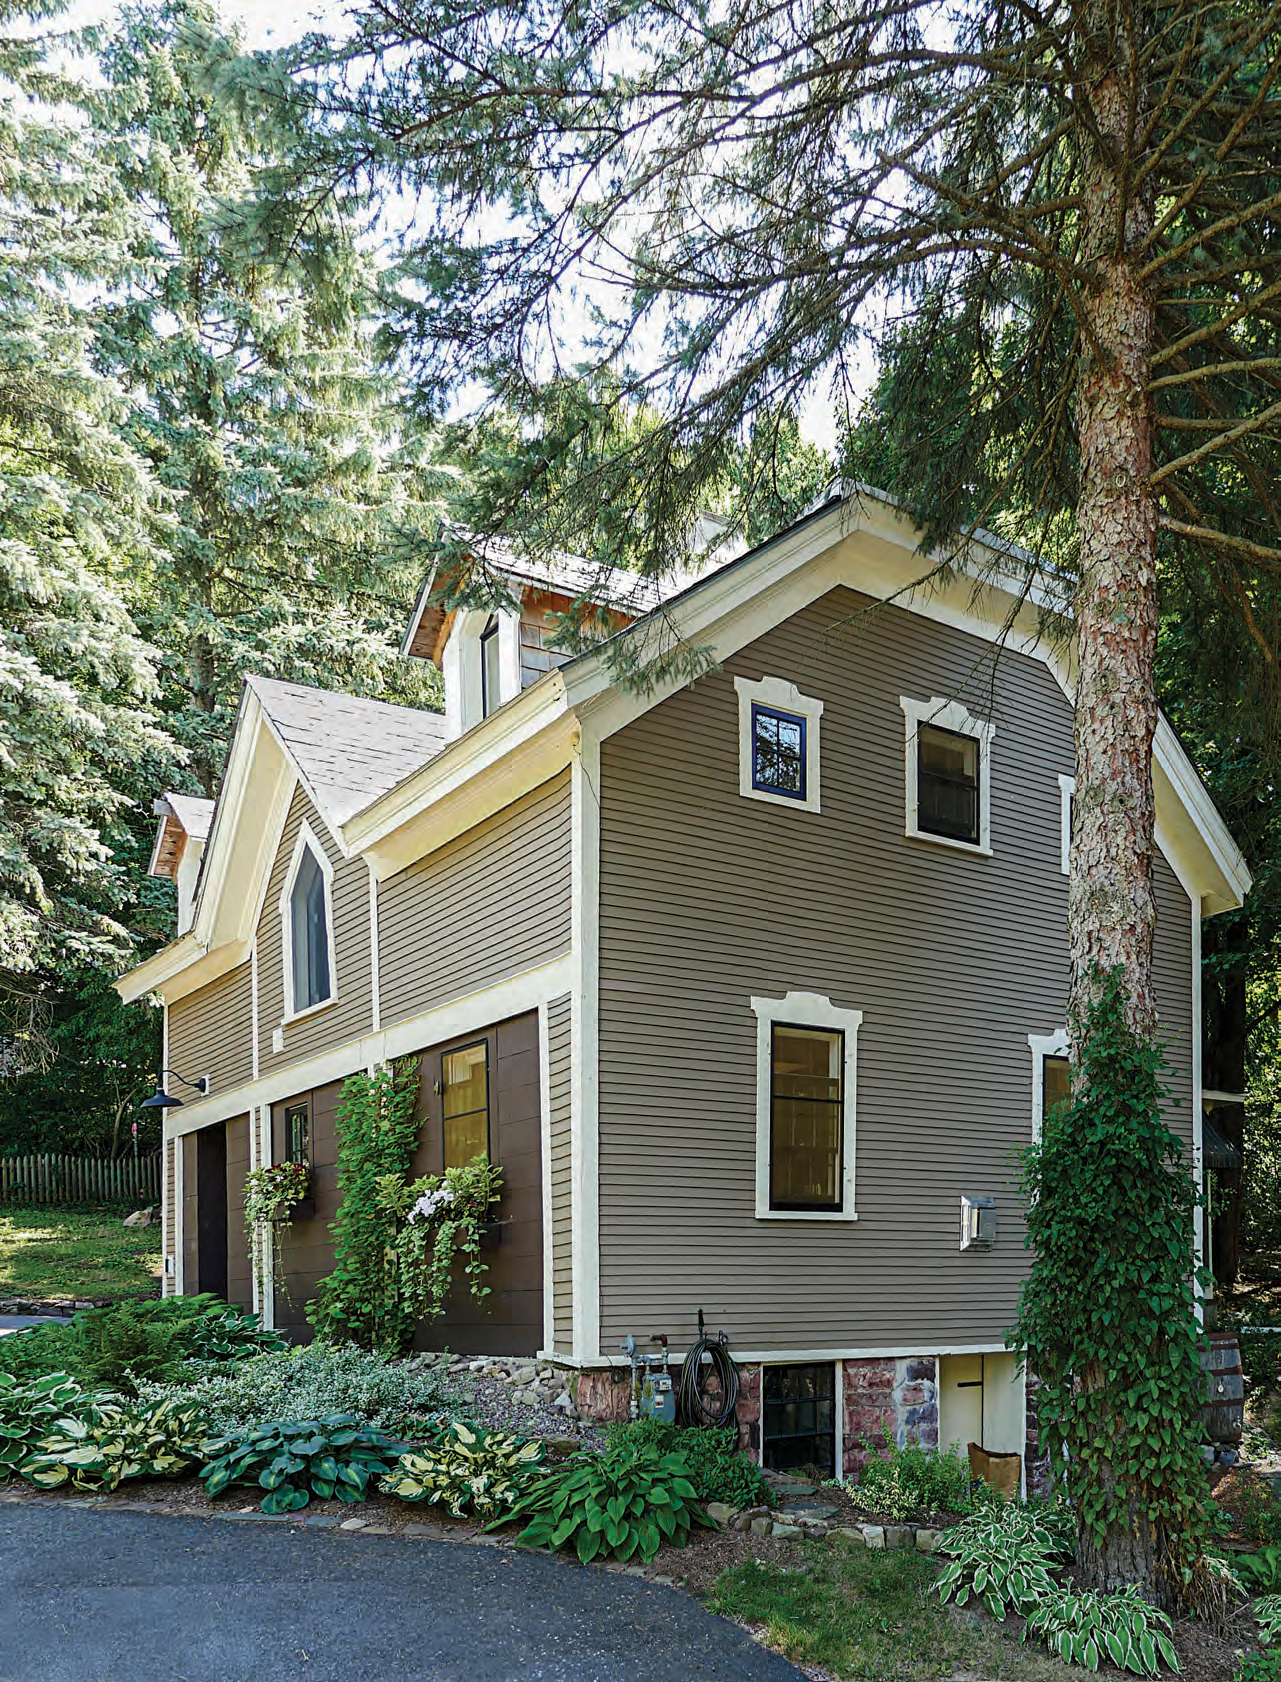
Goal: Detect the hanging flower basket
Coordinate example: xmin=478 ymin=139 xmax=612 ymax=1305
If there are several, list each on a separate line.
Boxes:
xmin=270 ymin=1195 xmax=316 ymax=1222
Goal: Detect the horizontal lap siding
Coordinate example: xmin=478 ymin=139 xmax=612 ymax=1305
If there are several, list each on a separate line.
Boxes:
xmin=1154 ymin=852 xmax=1194 ymax=1149
xmin=257 ymin=785 xmax=373 ymax=1076
xmin=168 ymin=965 xmax=253 ymax=1096
xmin=547 ymin=993 xmax=573 ymax=1353
xmin=378 ymin=771 xmax=572 ymax=1026
xmin=597 ymin=586 xmax=1196 ymax=1355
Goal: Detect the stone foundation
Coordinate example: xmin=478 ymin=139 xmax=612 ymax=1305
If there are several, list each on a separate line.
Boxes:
xmin=842 ymin=1356 xmax=939 ymax=1476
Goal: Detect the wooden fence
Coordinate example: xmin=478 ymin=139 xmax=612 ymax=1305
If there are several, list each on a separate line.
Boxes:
xmin=0 ymin=1152 xmax=161 ymax=1206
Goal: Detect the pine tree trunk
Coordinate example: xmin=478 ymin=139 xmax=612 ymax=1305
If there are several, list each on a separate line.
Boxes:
xmin=1069 ymin=40 xmax=1163 ymax=1600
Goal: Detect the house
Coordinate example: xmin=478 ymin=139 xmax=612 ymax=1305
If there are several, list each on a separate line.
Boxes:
xmin=115 ymin=485 xmax=1250 ymax=1483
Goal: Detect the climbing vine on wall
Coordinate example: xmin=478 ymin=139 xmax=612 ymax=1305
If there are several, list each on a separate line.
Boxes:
xmin=1010 ymin=972 xmax=1216 ymax=1611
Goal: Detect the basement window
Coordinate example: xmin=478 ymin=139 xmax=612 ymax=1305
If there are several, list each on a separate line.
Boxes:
xmin=763 ymin=1362 xmax=837 ymax=1477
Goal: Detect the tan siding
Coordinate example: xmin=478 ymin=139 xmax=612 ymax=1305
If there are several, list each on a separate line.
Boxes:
xmin=168 ymin=964 xmax=253 ymax=1097
xmin=378 ymin=771 xmax=572 ymax=1026
xmin=547 ymin=992 xmax=574 ymax=1353
xmin=256 ymin=785 xmax=373 ymax=1076
xmin=596 ymin=585 xmax=1197 ymax=1355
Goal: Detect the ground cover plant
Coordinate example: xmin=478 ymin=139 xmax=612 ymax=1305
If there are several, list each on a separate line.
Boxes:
xmin=22 ymin=1396 xmax=210 ymax=1493
xmin=503 ymin=1438 xmax=711 ymax=1563
xmin=1253 ymin=1596 xmax=1281 ymax=1646
xmin=134 ymin=1341 xmax=458 ymax=1436
xmin=605 ymin=1418 xmax=772 ymax=1510
xmin=846 ymin=1436 xmax=974 ymax=1521
xmin=0 ymin=1372 xmax=89 ymax=1479
xmin=935 ymin=1502 xmax=1074 ymax=1619
xmin=1023 ymin=1584 xmax=1180 ymax=1677
xmin=201 ymin=1415 xmax=404 ymax=1514
xmin=380 ymin=1420 xmax=545 ymax=1518
xmin=0 ymin=1207 xmax=161 ymax=1300
xmin=1238 ymin=1548 xmax=1281 ymax=1593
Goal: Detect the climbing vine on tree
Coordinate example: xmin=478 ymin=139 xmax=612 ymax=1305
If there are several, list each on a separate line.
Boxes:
xmin=1011 ymin=974 xmax=1215 ymax=1612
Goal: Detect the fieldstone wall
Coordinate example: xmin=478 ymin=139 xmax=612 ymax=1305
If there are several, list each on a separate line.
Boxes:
xmin=1024 ymin=1368 xmax=1051 ymax=1497
xmin=842 ymin=1356 xmax=938 ymax=1476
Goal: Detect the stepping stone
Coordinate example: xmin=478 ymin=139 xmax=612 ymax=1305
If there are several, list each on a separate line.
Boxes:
xmin=777 ymin=1501 xmax=842 ymax=1522
xmin=305 ymin=1515 xmax=342 ymax=1527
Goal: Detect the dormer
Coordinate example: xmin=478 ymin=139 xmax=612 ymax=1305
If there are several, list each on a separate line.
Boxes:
xmin=148 ymin=792 xmax=216 ymax=935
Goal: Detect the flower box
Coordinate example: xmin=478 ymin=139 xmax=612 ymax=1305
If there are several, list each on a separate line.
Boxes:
xmin=270 ymin=1196 xmax=316 ymax=1222
xmin=478 ymin=1218 xmax=505 ymax=1250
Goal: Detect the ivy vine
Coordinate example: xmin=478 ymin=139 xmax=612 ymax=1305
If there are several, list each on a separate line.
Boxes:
xmin=244 ymin=1159 xmax=310 ymax=1307
xmin=1010 ymin=971 xmax=1216 ymax=1611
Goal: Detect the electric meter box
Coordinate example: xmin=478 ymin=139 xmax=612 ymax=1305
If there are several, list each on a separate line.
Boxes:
xmin=959 ymin=1194 xmax=996 ymax=1250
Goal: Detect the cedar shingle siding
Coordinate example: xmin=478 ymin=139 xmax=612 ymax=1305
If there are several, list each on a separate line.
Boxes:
xmin=595 ymin=586 xmax=1196 ymax=1355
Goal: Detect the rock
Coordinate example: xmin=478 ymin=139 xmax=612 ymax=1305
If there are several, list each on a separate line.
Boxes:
xmin=706 ymin=1501 xmax=736 ymax=1526
xmin=539 ymin=1436 xmax=581 ymax=1454
xmin=731 ymin=1513 xmax=752 ymax=1533
xmin=772 ymin=1523 xmax=804 ymax=1540
xmin=650 ymin=1574 xmax=677 ymax=1587
xmin=122 ymin=1210 xmax=151 ymax=1228
xmin=340 ymin=1518 xmax=368 ymax=1531
xmin=750 ymin=1517 xmax=772 ymax=1536
xmin=915 ymin=1528 xmax=943 ymax=1554
xmin=552 ymin=1390 xmax=574 ymax=1411
xmin=827 ymin=1527 xmax=867 ymax=1546
xmin=510 ymin=1387 xmax=537 ymax=1406
xmin=537 ymin=1365 xmax=554 ymax=1378
xmin=861 ymin=1525 xmax=885 ymax=1550
xmin=468 ymin=1358 xmax=487 ymax=1372
xmin=512 ymin=1366 xmax=538 ymax=1386
xmin=885 ymin=1525 xmax=914 ymax=1551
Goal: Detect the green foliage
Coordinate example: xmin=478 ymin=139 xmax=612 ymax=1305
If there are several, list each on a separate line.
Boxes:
xmin=134 ymin=1342 xmax=457 ymax=1437
xmin=1011 ymin=975 xmax=1211 ymax=1575
xmin=1254 ymin=1597 xmax=1281 ymax=1647
xmin=22 ymin=1395 xmax=210 ymax=1492
xmin=244 ymin=1159 xmax=311 ymax=1304
xmin=1237 ymin=1549 xmax=1281 ymax=1592
xmin=0 ymin=1206 xmax=161 ymax=1300
xmin=308 ymin=1063 xmax=423 ymax=1352
xmin=504 ymin=1440 xmax=712 ymax=1564
xmin=1234 ymin=1488 xmax=1281 ymax=1550
xmin=200 ymin=1415 xmax=402 ymax=1514
xmin=380 ymin=1420 xmax=545 ymax=1519
xmin=0 ymin=1371 xmax=89 ymax=1479
xmin=605 ymin=1419 xmax=772 ymax=1511
xmin=848 ymin=1438 xmax=974 ymax=1522
xmin=935 ymin=1503 xmax=1073 ymax=1619
xmin=1023 ymin=1585 xmax=1180 ymax=1676
xmin=390 ymin=1157 xmax=504 ymax=1323
xmin=1238 ymin=1655 xmax=1281 ymax=1682
xmin=186 ymin=1309 xmax=288 ymax=1364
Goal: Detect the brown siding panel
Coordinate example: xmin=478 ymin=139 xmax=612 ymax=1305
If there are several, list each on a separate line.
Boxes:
xmin=378 ymin=771 xmax=572 ymax=1026
xmin=225 ymin=1114 xmax=252 ymax=1310
xmin=547 ymin=993 xmax=573 ymax=1353
xmin=272 ymin=1078 xmax=345 ymax=1342
xmin=596 ymin=586 xmax=1197 ymax=1356
xmin=168 ymin=965 xmax=253 ymax=1097
xmin=163 ymin=1138 xmax=177 ymax=1296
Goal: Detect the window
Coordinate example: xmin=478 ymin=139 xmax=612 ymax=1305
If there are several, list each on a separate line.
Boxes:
xmin=480 ymin=616 xmax=501 ymax=719
xmin=284 ymin=1100 xmax=311 ymax=1166
xmin=763 ymin=1363 xmax=837 ymax=1476
xmin=1028 ymin=1029 xmax=1070 ymax=1142
xmin=734 ymin=675 xmax=824 ymax=813
xmin=279 ymin=822 xmax=336 ymax=1020
xmin=441 ymin=1040 xmax=489 ymax=1170
xmin=900 ymin=696 xmax=996 ymax=854
xmin=751 ymin=991 xmax=861 ymax=1221
xmin=1059 ymin=773 xmax=1075 ymax=875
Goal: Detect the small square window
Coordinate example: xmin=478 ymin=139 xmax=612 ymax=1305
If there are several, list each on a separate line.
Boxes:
xmin=918 ymin=723 xmax=980 ymax=844
xmin=284 ymin=1101 xmax=311 ymax=1166
xmin=751 ymin=704 xmax=807 ymax=800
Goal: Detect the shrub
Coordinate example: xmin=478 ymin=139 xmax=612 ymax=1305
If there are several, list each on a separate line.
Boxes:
xmin=605 ymin=1418 xmax=772 ymax=1510
xmin=0 ymin=1371 xmax=90 ymax=1479
xmin=935 ymin=1501 xmax=1072 ymax=1619
xmin=201 ymin=1415 xmax=403 ymax=1514
xmin=1024 ymin=1584 xmax=1179 ymax=1676
xmin=1239 ymin=1548 xmax=1281 ymax=1593
xmin=380 ymin=1421 xmax=546 ymax=1519
xmin=22 ymin=1396 xmax=210 ymax=1493
xmin=1256 ymin=1597 xmax=1281 ymax=1647
xmin=186 ymin=1308 xmax=288 ymax=1364
xmin=1234 ymin=1481 xmax=1281 ymax=1548
xmin=503 ymin=1440 xmax=713 ymax=1564
xmin=134 ymin=1342 xmax=457 ymax=1436
xmin=1240 ymin=1652 xmax=1281 ymax=1681
xmin=848 ymin=1437 xmax=974 ymax=1521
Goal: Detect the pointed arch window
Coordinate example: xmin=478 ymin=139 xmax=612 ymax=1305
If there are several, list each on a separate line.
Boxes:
xmin=280 ymin=822 xmax=336 ymax=1020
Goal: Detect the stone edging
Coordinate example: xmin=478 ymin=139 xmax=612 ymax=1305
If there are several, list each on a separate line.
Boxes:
xmin=709 ymin=1501 xmax=943 ymax=1553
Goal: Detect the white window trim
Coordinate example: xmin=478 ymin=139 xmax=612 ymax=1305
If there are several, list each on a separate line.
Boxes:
xmin=751 ymin=990 xmax=861 ymax=1222
xmin=900 ymin=695 xmax=996 ymax=856
xmin=1028 ymin=1029 xmax=1069 ymax=1144
xmin=1059 ymin=774 xmax=1075 ymax=875
xmin=734 ymin=675 xmax=824 ymax=814
xmin=278 ymin=819 xmax=338 ymax=1026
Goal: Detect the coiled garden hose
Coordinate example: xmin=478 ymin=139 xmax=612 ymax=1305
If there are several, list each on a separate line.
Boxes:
xmin=677 ymin=1319 xmax=741 ymax=1430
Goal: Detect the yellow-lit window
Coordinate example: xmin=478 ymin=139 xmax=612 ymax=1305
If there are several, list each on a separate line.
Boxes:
xmin=442 ymin=1041 xmax=489 ymax=1169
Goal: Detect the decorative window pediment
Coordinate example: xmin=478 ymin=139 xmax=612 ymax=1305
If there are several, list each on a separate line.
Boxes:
xmin=734 ymin=675 xmax=824 ymax=814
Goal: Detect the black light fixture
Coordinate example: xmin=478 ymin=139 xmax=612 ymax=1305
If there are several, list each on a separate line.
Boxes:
xmin=140 ymin=1069 xmax=208 ymax=1110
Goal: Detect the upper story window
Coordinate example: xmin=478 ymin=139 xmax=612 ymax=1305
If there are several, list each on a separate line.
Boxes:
xmin=751 ymin=991 xmax=861 ymax=1221
xmin=1059 ymin=774 xmax=1075 ymax=875
xmin=442 ymin=1040 xmax=489 ymax=1169
xmin=480 ymin=615 xmax=502 ymax=718
xmin=280 ymin=822 xmax=336 ymax=1020
xmin=1028 ymin=1029 xmax=1070 ymax=1143
xmin=734 ymin=675 xmax=823 ymax=814
xmin=900 ymin=696 xmax=996 ymax=856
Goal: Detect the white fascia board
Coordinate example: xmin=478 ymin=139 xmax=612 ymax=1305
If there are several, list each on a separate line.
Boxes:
xmin=113 ymin=930 xmax=211 ymax=1005
xmin=1152 ymin=718 xmax=1251 ymax=915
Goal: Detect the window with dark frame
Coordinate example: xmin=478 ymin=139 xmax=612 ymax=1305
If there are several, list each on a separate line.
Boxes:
xmin=289 ymin=845 xmax=331 ymax=1011
xmin=441 ymin=1040 xmax=490 ymax=1171
xmin=284 ymin=1100 xmax=311 ymax=1166
xmin=1043 ymin=1054 xmax=1071 ymax=1128
xmin=480 ymin=616 xmax=501 ymax=718
xmin=751 ymin=703 xmax=807 ymax=800
xmin=763 ymin=1363 xmax=837 ymax=1476
xmin=769 ymin=1024 xmax=843 ymax=1211
xmin=918 ymin=722 xmax=981 ymax=844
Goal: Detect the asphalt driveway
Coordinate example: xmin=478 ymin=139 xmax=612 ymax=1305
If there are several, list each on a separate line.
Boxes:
xmin=0 ymin=1504 xmax=805 ymax=1682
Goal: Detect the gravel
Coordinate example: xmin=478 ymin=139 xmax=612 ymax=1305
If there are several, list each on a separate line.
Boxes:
xmin=411 ymin=1352 xmax=608 ymax=1448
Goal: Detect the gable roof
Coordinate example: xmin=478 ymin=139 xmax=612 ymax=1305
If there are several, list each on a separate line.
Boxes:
xmin=246 ymin=675 xmax=448 ymax=833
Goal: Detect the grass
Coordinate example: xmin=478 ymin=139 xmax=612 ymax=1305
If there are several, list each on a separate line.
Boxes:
xmin=0 ymin=1206 xmax=162 ymax=1301
xmin=708 ymin=1540 xmax=1069 ymax=1681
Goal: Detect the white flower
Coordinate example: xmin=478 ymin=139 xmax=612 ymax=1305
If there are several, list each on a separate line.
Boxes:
xmin=408 ymin=1184 xmax=456 ymax=1223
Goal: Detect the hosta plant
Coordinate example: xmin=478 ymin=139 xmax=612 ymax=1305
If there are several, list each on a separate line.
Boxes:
xmin=1240 ymin=1549 xmax=1281 ymax=1593
xmin=188 ymin=1309 xmax=289 ymax=1364
xmin=1255 ymin=1596 xmax=1281 ymax=1647
xmin=380 ymin=1420 xmax=545 ymax=1519
xmin=0 ymin=1372 xmax=89 ymax=1479
xmin=1023 ymin=1585 xmax=1180 ymax=1676
xmin=201 ymin=1415 xmax=403 ymax=1514
xmin=22 ymin=1397 xmax=211 ymax=1493
xmin=935 ymin=1502 xmax=1072 ymax=1619
xmin=502 ymin=1441 xmax=712 ymax=1564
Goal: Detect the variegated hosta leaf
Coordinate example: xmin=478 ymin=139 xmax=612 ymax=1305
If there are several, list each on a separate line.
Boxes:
xmin=379 ymin=1423 xmax=546 ymax=1518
